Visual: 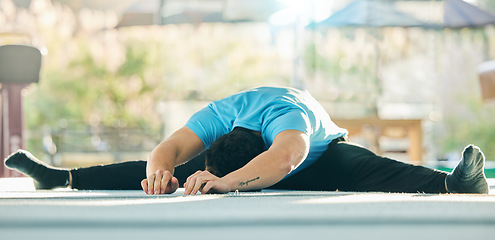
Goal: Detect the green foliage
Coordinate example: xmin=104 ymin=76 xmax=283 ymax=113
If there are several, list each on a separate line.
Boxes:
xmin=24 ymin=37 xmax=164 ymax=130
xmin=303 ymin=30 xmax=379 ymax=106
xmin=12 ymin=4 xmax=288 ymax=159
xmin=440 ymin=95 xmax=495 ymax=161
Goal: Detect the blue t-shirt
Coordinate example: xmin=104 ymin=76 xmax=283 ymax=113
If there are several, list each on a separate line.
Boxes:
xmin=185 ymin=87 xmax=348 ymax=176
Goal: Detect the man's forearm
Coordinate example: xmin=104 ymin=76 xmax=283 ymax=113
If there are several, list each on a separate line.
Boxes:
xmin=221 ymin=129 xmax=309 ymax=192
xmin=221 ymin=150 xmax=292 ymax=192
xmin=146 ymin=142 xmax=178 ymax=176
xmin=144 ymin=126 xmax=205 ymax=194
xmin=146 ymin=127 xmax=206 ymax=176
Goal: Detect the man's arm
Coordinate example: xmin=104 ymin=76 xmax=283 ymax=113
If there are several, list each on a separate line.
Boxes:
xmin=143 ymin=126 xmax=205 ymax=194
xmin=184 ymin=129 xmax=309 ymax=194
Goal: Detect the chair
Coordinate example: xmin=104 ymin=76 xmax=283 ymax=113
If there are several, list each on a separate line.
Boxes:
xmin=0 ymin=44 xmax=42 ymax=177
xmin=0 ymin=44 xmax=42 ymax=83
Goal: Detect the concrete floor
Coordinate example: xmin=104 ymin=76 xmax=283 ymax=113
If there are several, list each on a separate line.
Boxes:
xmin=1 ymin=178 xmax=495 ymax=240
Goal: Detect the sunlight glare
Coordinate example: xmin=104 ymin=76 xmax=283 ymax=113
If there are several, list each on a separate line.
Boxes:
xmin=270 ymin=0 xmax=334 ymax=26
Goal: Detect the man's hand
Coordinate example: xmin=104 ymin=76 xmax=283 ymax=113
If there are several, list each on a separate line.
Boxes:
xmin=144 ymin=127 xmax=205 ymax=195
xmin=141 ymin=170 xmax=179 ymax=194
xmin=184 ymin=170 xmax=231 ymax=195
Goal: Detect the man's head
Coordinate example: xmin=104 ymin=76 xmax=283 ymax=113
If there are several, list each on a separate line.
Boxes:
xmin=205 ymin=127 xmax=267 ymax=177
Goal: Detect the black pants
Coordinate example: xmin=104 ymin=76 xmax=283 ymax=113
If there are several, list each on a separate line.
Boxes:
xmin=71 ymin=139 xmax=448 ymax=193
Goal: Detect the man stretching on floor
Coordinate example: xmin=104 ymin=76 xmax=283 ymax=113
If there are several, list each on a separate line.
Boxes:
xmin=4 ymin=86 xmax=489 ymax=195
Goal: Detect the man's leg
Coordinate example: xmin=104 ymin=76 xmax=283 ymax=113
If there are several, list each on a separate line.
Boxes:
xmin=4 ymin=150 xmax=70 ymax=189
xmin=70 ymin=160 xmax=146 ymax=190
xmin=271 ymin=141 xmax=487 ymax=194
xmin=71 ymin=154 xmax=206 ymax=190
xmin=5 ymin=150 xmax=206 ymax=190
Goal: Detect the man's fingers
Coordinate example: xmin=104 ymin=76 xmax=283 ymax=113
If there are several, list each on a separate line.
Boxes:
xmin=165 ymin=177 xmax=179 ymax=194
xmin=201 ymin=181 xmax=213 ymax=194
xmin=201 ymin=181 xmax=222 ymax=194
xmin=184 ymin=171 xmax=223 ymax=195
xmin=186 ymin=171 xmax=203 ymax=185
xmin=184 ymin=176 xmax=195 ymax=195
xmin=153 ymin=171 xmax=164 ymax=194
xmin=144 ymin=170 xmax=178 ymax=195
xmin=191 ymin=177 xmax=205 ymax=195
xmin=141 ymin=179 xmax=148 ymax=193
xmin=147 ymin=174 xmax=156 ymax=194
xmin=184 ymin=171 xmax=203 ymax=195
xmin=160 ymin=171 xmax=173 ymax=194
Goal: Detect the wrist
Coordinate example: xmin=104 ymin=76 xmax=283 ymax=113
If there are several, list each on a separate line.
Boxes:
xmin=219 ymin=175 xmax=238 ymax=192
xmin=146 ymin=158 xmax=174 ymax=176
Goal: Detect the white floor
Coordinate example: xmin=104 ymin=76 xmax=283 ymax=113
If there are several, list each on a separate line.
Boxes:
xmin=1 ymin=178 xmax=495 ymax=240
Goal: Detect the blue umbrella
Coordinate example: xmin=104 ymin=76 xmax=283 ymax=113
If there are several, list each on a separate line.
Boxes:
xmin=443 ymin=0 xmax=495 ymax=28
xmin=311 ymin=0 xmax=495 ymax=29
xmin=312 ymin=0 xmax=428 ymax=28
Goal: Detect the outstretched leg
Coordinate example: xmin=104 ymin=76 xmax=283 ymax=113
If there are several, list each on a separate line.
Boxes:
xmin=446 ymin=145 xmax=488 ymax=194
xmin=70 ymin=154 xmax=205 ymax=190
xmin=5 ymin=149 xmax=206 ymax=190
xmin=273 ymin=141 xmax=488 ymax=194
xmin=273 ymin=141 xmax=448 ymax=193
xmin=4 ymin=150 xmax=70 ymax=189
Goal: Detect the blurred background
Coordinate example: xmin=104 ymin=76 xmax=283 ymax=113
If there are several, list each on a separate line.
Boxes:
xmin=1 ymin=0 xmax=495 ymax=176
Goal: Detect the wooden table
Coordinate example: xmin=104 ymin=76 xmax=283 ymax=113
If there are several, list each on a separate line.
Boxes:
xmin=333 ymin=118 xmax=423 ymax=164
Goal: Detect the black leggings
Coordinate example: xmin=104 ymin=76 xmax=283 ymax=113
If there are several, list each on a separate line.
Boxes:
xmin=71 ymin=139 xmax=448 ymax=193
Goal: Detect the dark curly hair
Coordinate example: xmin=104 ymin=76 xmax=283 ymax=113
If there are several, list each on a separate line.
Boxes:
xmin=205 ymin=127 xmax=267 ymax=178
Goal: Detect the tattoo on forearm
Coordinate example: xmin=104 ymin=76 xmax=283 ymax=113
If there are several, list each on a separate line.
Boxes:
xmin=238 ymin=177 xmax=260 ymax=187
